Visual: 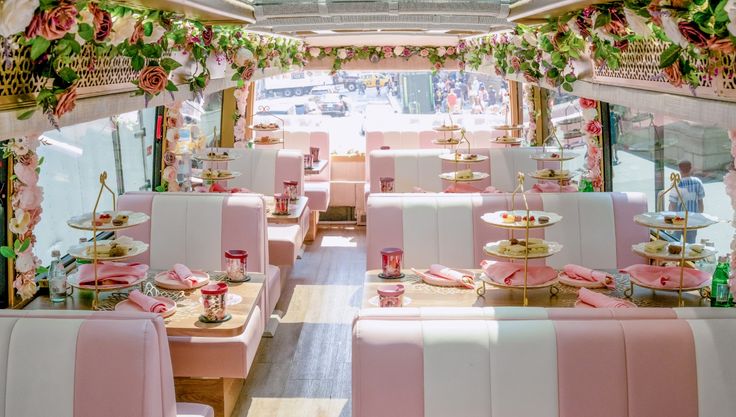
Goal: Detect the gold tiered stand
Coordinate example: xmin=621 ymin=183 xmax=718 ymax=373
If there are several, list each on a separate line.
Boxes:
xmin=626 ymin=173 xmax=717 ymax=306
xmin=491 ymin=124 xmax=524 ymax=147
xmin=477 ymin=173 xmax=563 ymax=305
xmin=529 ymin=134 xmax=576 ymax=186
xmin=438 ymin=130 xmax=489 ymax=184
xmin=250 ymin=105 xmax=285 ymax=148
xmin=432 ymin=113 xmax=462 ymax=147
xmin=66 ymin=172 xmax=150 ymax=309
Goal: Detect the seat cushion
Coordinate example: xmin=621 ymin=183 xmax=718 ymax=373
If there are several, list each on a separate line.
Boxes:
xmin=267 ymin=225 xmax=301 ymax=266
xmin=304 ymin=181 xmax=330 ymax=212
xmin=176 ymin=402 xmax=214 ymax=417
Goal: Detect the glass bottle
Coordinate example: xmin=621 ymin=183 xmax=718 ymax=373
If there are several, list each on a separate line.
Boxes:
xmin=710 ymin=256 xmax=731 ymax=307
xmin=48 ymin=250 xmax=68 ymax=303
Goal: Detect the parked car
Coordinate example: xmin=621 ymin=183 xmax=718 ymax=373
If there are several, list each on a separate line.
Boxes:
xmin=316 ymin=94 xmax=349 ymax=117
xmin=310 ymin=86 xmax=337 ymax=96
xmin=361 ymin=74 xmax=390 ymax=88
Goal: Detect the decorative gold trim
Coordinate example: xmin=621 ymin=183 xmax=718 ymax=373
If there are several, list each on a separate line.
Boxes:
xmin=6 ymin=157 xmax=14 ymax=308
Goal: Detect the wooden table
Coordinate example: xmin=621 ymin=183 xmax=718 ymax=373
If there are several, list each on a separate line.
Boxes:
xmin=305 ymin=159 xmax=328 ymax=175
xmin=264 ymin=195 xmax=308 ymax=224
xmin=25 ymin=272 xmax=265 ymax=338
xmin=363 ymin=269 xmax=709 ymax=309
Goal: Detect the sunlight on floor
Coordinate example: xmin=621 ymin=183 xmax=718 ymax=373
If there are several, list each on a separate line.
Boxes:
xmin=320 ymin=236 xmax=358 ymax=248
xmin=245 ymin=397 xmax=348 ymax=417
xmin=280 ymin=285 xmax=362 ymax=324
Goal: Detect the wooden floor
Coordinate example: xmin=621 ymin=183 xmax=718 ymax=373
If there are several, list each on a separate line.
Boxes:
xmin=234 ymin=226 xmax=365 ymax=417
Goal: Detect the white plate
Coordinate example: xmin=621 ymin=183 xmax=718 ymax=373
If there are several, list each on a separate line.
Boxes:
xmin=67 ymin=271 xmax=147 ymax=291
xmin=484 ymin=240 xmax=563 ymax=259
xmin=478 ymin=272 xmax=558 ymax=289
xmin=433 ymin=125 xmax=461 ymax=132
xmin=631 ymin=242 xmax=715 ymax=261
xmin=492 ymin=137 xmax=522 ymax=144
xmin=192 ymin=170 xmax=242 ymax=181
xmin=198 ymin=293 xmax=243 ymax=306
xmin=115 ymin=296 xmax=177 ymax=317
xmin=69 ymin=240 xmax=149 ymax=261
xmin=633 ymin=212 xmax=718 ymax=230
xmin=481 ymin=210 xmax=562 ymax=229
xmin=154 ymin=270 xmax=210 ymax=290
xmin=67 ymin=211 xmax=150 ymax=231
xmin=530 ymin=152 xmax=578 ymax=162
xmin=438 ymin=153 xmax=489 ymax=162
xmin=439 ymin=171 xmax=489 ymax=182
xmin=250 ymin=125 xmax=280 ymax=131
xmin=253 ymin=138 xmax=283 ymax=145
xmin=530 ymin=170 xmax=572 ymax=180
xmin=432 ymin=139 xmax=460 ymax=145
xmin=368 ymin=295 xmax=413 ymax=307
xmin=558 ymin=272 xmax=607 ymax=288
xmin=493 ymin=125 xmax=523 ymax=131
xmin=193 ymin=153 xmax=237 ymax=162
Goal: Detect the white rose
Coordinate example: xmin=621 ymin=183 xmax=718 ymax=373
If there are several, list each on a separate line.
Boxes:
xmin=234 ymin=47 xmax=254 ymax=66
xmin=511 ymin=36 xmax=523 ymax=47
xmin=10 ymin=139 xmax=28 ymax=156
xmin=624 ymin=8 xmax=653 ymax=38
xmin=143 ymin=24 xmax=166 ymax=43
xmin=660 ymin=11 xmax=688 ymax=48
xmin=582 ymin=108 xmax=598 ymax=121
xmin=109 ymin=14 xmax=138 ymax=46
xmin=436 ymin=46 xmax=446 ymax=57
xmin=593 ymin=27 xmax=615 ymax=43
xmin=522 ymin=32 xmax=538 ymax=46
xmin=726 ymin=0 xmax=736 ymax=37
xmin=337 ymin=48 xmax=348 ymax=60
xmin=308 ymin=47 xmax=321 ymax=58
xmin=8 ymin=209 xmax=29 ymax=235
xmin=0 ymin=0 xmax=39 ymax=38
xmin=393 ymin=46 xmax=404 ymax=56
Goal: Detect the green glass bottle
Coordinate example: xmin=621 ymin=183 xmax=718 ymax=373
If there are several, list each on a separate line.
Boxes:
xmin=710 ymin=256 xmax=731 ymax=307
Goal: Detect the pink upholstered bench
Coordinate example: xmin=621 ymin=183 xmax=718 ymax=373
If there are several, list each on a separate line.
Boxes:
xmin=117 ymin=192 xmax=278 ymax=380
xmin=0 ymin=310 xmax=212 ymax=417
xmin=366 ymin=192 xmax=648 ymax=270
xmin=353 ymin=307 xmax=736 ymax=417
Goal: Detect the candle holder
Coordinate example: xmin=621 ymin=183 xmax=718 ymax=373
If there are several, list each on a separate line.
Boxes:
xmin=380 ymin=146 xmax=391 ymax=150
xmin=379 ymin=177 xmax=395 ymax=193
xmin=377 ymin=284 xmax=405 ymax=307
xmin=283 ymin=180 xmax=299 ymax=201
xmin=274 ymin=193 xmax=290 ymax=215
xmin=310 ymin=146 xmax=320 ymax=162
xmin=225 ymin=250 xmax=249 ymax=282
xmin=199 ymin=282 xmax=230 ymax=323
xmin=304 ymin=154 xmax=314 ymax=170
xmin=379 ymin=247 xmax=404 ymax=279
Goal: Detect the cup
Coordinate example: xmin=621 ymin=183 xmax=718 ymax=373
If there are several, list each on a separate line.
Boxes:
xmin=380 ymin=247 xmax=403 ymax=278
xmin=377 ymin=284 xmax=405 ymax=307
xmin=274 ymin=193 xmax=290 ymax=215
xmin=201 ymin=282 xmax=228 ymax=321
xmin=379 ymin=177 xmax=395 ymax=193
xmin=283 ymin=180 xmax=299 ymax=201
xmin=310 ymin=146 xmax=320 ymax=162
xmin=304 ymin=153 xmax=314 ymax=169
xmin=225 ymin=250 xmax=248 ymax=282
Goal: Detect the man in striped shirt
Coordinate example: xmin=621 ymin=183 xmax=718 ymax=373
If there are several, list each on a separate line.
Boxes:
xmin=668 ymin=160 xmax=705 ymax=243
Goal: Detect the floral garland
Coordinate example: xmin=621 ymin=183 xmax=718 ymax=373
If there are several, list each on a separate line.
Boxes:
xmin=579 ymin=98 xmax=603 ymax=192
xmin=304 ymin=44 xmax=468 ymax=74
xmin=0 ymin=136 xmax=44 ymax=301
xmin=524 ymin=84 xmax=537 ymax=143
xmin=159 ymin=101 xmax=183 ymax=192
xmin=233 ymin=83 xmax=250 ymax=146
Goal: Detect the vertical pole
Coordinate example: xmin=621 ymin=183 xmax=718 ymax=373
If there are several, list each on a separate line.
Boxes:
xmin=508 ymin=81 xmax=523 ymax=138
xmin=220 ymin=87 xmax=236 ymax=148
xmin=653 ymin=116 xmax=665 ymax=208
xmin=152 ymin=106 xmax=166 ymax=190
xmin=245 ymin=82 xmax=256 ymax=143
xmin=599 ymin=102 xmax=613 ymax=192
xmin=535 ymin=87 xmax=550 ymax=146
xmin=3 ymin=157 xmax=11 ymax=308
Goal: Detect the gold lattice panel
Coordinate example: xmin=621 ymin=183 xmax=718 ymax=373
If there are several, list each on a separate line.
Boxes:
xmin=0 ymin=35 xmax=140 ymax=107
xmin=593 ymin=38 xmax=736 ymax=102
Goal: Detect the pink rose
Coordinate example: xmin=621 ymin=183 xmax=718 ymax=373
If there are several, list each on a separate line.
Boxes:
xmin=15 ymin=249 xmax=36 ymax=274
xmin=509 ymin=56 xmax=521 ymax=71
xmin=579 ymin=98 xmax=597 ymax=109
xmin=53 ymin=85 xmax=77 ymax=118
xmin=434 ymin=62 xmax=442 ymax=71
xmin=457 ymin=61 xmax=465 ymax=71
xmin=382 ymin=46 xmax=393 ymax=54
xmin=446 ymin=46 xmax=456 ymax=55
xmin=14 ymin=162 xmax=39 ymax=185
xmin=384 ymin=51 xmax=393 ymax=58
xmin=129 ymin=20 xmax=144 ymax=44
xmin=419 ymin=49 xmax=429 ymax=57
xmin=39 ymin=3 xmax=77 ymax=41
xmin=585 ymin=119 xmax=603 ymax=136
xmin=17 ymin=186 xmax=42 ymax=210
xmin=89 ymin=3 xmax=112 ymax=42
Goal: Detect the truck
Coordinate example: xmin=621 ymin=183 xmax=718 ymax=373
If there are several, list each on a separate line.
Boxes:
xmin=261 ymin=71 xmax=334 ymax=97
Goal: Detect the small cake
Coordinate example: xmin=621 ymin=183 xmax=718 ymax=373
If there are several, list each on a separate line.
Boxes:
xmin=109 ymin=245 xmax=128 ymax=257
xmin=550 ymin=153 xmax=560 ymax=159
xmin=455 ymin=170 xmax=473 ymax=180
xmin=690 ymin=244 xmax=704 ymax=253
xmin=97 ymin=213 xmax=112 ymax=224
xmin=672 ymin=215 xmax=686 ymax=225
xmin=663 ymin=214 xmax=675 ymax=224
xmin=112 ymin=214 xmax=129 ymax=227
xmin=538 ymin=216 xmax=550 ymax=224
xmin=522 ymin=215 xmax=536 ymax=224
xmin=462 ymin=154 xmax=478 ymax=160
xmin=527 ymin=241 xmax=549 ymax=255
xmin=86 ymin=243 xmax=112 ymax=256
xmin=500 ymin=213 xmax=515 ymax=224
xmin=506 ymin=245 xmax=527 ymax=256
xmin=497 ymin=240 xmax=512 ymax=249
xmin=668 ymin=243 xmax=683 ymax=255
xmin=644 ymin=240 xmax=667 ymax=253
xmin=218 ymin=170 xmax=231 ymax=178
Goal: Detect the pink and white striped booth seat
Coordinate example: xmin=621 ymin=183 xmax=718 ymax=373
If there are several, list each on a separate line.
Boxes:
xmin=0 ymin=310 xmax=213 ymax=417
xmin=365 ymin=129 xmax=506 ymax=153
xmin=366 ymin=192 xmax=648 ymax=270
xmin=117 ymin=192 xmax=274 ymax=379
xmin=353 ymin=307 xmax=736 ymax=417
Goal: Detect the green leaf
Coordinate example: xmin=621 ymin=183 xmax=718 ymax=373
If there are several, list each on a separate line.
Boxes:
xmin=165 ymin=80 xmax=178 ymax=92
xmin=78 ymin=23 xmax=94 ymax=42
xmin=36 ymin=266 xmax=49 ymax=275
xmin=160 ymin=57 xmax=181 ymax=72
xmin=154 ymin=185 xmax=167 ymax=192
xmin=594 ymin=12 xmax=611 ymax=29
xmin=30 ymin=37 xmax=51 ymax=60
xmin=131 ymin=54 xmax=145 ymax=71
xmin=18 ymin=238 xmax=30 ymax=253
xmin=13 ymin=240 xmax=19 ymax=250
xmin=659 ymin=44 xmax=682 ymax=69
xmin=562 ymin=82 xmax=573 ymax=92
xmin=0 ymin=246 xmax=16 ymax=259
xmin=143 ymin=21 xmax=154 ymax=37
xmin=17 ymin=109 xmax=36 ymax=120
xmin=57 ymin=67 xmax=78 ymax=83
xmin=38 ymin=156 xmax=44 ymax=165
xmin=565 ymin=74 xmax=577 ymax=83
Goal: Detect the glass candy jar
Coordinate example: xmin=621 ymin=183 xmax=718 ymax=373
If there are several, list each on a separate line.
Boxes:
xmin=225 ymin=250 xmax=248 ymax=282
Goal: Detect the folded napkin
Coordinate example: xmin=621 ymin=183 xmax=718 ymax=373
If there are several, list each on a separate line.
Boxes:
xmin=481 ymin=260 xmax=557 ymax=286
xmin=444 ymin=183 xmax=481 ymax=193
xmin=208 ymin=183 xmax=251 ymax=194
xmin=77 ymin=262 xmax=149 ymax=285
xmin=577 ymin=288 xmax=634 ymax=308
xmin=168 ymin=264 xmax=200 ymax=288
xmin=529 ymin=182 xmax=578 ymax=193
xmin=128 ymin=290 xmax=166 ymax=313
xmin=482 ymin=186 xmax=501 ymax=194
xmin=411 ymin=265 xmax=474 ymax=289
xmin=620 ymin=264 xmax=710 ymax=289
xmin=563 ymin=264 xmax=615 ymax=289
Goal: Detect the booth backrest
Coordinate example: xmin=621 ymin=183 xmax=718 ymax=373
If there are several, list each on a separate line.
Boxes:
xmin=353 ymin=307 xmax=736 ymax=417
xmin=227 ymin=148 xmax=304 ymax=196
xmin=0 ymin=310 xmax=176 ymax=417
xmin=369 ymin=149 xmax=448 ymax=193
xmin=307 ymin=131 xmax=331 ymax=182
xmin=118 ymin=192 xmax=269 ymax=273
xmin=366 ymin=192 xmax=648 ymax=270
xmin=366 ymin=129 xmax=508 ymax=152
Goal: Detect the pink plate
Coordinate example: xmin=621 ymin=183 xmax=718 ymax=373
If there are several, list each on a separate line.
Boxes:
xmin=154 ymin=270 xmax=210 ymax=290
xmin=558 ymin=272 xmax=606 ymax=289
xmin=67 ymin=273 xmax=147 ymax=291
xmin=115 ymin=296 xmax=177 ymax=318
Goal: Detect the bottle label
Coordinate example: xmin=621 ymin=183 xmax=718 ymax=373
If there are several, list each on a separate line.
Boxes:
xmin=715 ymin=283 xmax=730 ymax=303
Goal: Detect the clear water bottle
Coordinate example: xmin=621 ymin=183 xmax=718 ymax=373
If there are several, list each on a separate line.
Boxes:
xmin=48 ymin=250 xmax=68 ymax=303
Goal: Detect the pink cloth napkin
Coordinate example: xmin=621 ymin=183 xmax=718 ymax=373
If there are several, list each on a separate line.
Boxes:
xmin=563 ymin=264 xmax=615 ymax=289
xmin=77 ymin=262 xmax=149 ymax=285
xmin=411 ymin=265 xmax=474 ymax=289
xmin=577 ymin=288 xmax=634 ymax=308
xmin=208 ymin=183 xmax=250 ymax=193
xmin=620 ymin=264 xmax=710 ymax=289
xmin=168 ymin=264 xmax=199 ymax=288
xmin=482 ymin=186 xmax=501 ymax=194
xmin=529 ymin=182 xmax=577 ymax=193
xmin=480 ymin=260 xmax=557 ymax=286
xmin=128 ymin=290 xmax=166 ymax=313
xmin=444 ymin=183 xmax=481 ymax=193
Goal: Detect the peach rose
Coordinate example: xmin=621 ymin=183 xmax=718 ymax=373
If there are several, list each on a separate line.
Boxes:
xmin=129 ymin=20 xmax=144 ymax=44
xmin=89 ymin=3 xmax=112 ymax=42
xmin=39 ymin=3 xmax=77 ymax=41
xmin=663 ymin=62 xmax=684 ymax=87
xmin=138 ymin=65 xmax=169 ymax=95
xmin=53 ymin=85 xmax=77 ymax=118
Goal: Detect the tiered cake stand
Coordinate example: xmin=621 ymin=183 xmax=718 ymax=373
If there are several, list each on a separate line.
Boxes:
xmin=438 ymin=130 xmax=489 ymax=184
xmin=626 ymin=173 xmax=717 ymax=305
xmin=66 ymin=172 xmax=150 ymax=309
xmin=432 ymin=114 xmax=462 ymax=147
xmin=529 ymin=134 xmax=577 ymax=186
xmin=491 ymin=124 xmax=524 ymax=147
xmin=477 ymin=173 xmax=563 ymax=305
xmin=249 ymin=105 xmax=285 ymax=148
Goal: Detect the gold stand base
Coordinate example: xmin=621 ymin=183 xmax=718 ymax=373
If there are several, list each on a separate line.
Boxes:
xmin=175 ymin=377 xmax=244 ymax=417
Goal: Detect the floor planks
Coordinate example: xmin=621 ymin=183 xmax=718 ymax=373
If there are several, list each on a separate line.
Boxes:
xmin=234 ymin=226 xmax=365 ymax=417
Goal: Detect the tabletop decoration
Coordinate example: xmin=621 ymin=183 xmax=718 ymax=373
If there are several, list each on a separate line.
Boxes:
xmin=380 ymin=248 xmax=404 ymax=279
xmin=376 ymin=284 xmax=405 ymax=307
xmin=1 ymin=135 xmax=43 ymax=302
xmin=379 ymin=177 xmax=394 ymax=193
xmin=224 ymin=250 xmax=249 ymax=282
xmin=579 ymin=97 xmax=603 ymax=191
xmin=233 ymin=83 xmax=251 ymax=146
xmin=200 ymin=282 xmax=230 ymax=323
xmin=273 ymin=193 xmax=290 ymax=215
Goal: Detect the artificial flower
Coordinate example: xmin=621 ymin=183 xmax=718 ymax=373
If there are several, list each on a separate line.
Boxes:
xmin=8 ymin=139 xmax=29 ymax=156
xmin=433 ymin=62 xmax=442 ymax=71
xmin=585 ymin=119 xmax=603 ymax=136
xmin=509 ymin=55 xmax=521 ymax=71
xmin=678 ymin=21 xmax=711 ymax=49
xmin=39 ymin=3 xmax=77 ymax=41
xmin=108 ymin=14 xmax=137 ymax=46
xmin=89 ymin=3 xmax=112 ymax=42
xmin=579 ymin=97 xmax=597 ymax=109
xmin=381 ymin=46 xmax=392 ymax=54
xmin=202 ymin=25 xmax=213 ymax=46
xmin=457 ymin=60 xmax=465 ymax=71
xmin=624 ymin=8 xmax=653 ymax=38
xmin=234 ymin=47 xmax=254 ymax=66
xmin=436 ymin=46 xmax=446 ymax=57
xmin=241 ymin=60 xmax=255 ymax=81
xmin=17 ymin=185 xmax=41 ymax=211
xmin=384 ymin=51 xmax=393 ymax=58
xmin=143 ymin=23 xmax=166 ymax=43
xmin=337 ymin=48 xmax=348 ymax=60
xmin=663 ymin=62 xmax=684 ymax=87
xmin=446 ymin=46 xmax=456 ymax=55
xmin=15 ymin=249 xmax=36 ymax=273
xmin=53 ymin=85 xmax=77 ymax=118
xmin=0 ymin=0 xmax=39 ymax=38
xmin=393 ymin=46 xmax=404 ymax=56
xmin=659 ymin=11 xmax=689 ymax=48
xmin=14 ymin=160 xmax=38 ymax=185
xmin=419 ymin=48 xmax=429 ymax=57
xmin=138 ymin=65 xmax=168 ymax=95
xmin=9 ymin=209 xmax=30 ymax=235
xmin=15 ymin=275 xmax=37 ymax=301
xmin=129 ymin=20 xmax=144 ymax=44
